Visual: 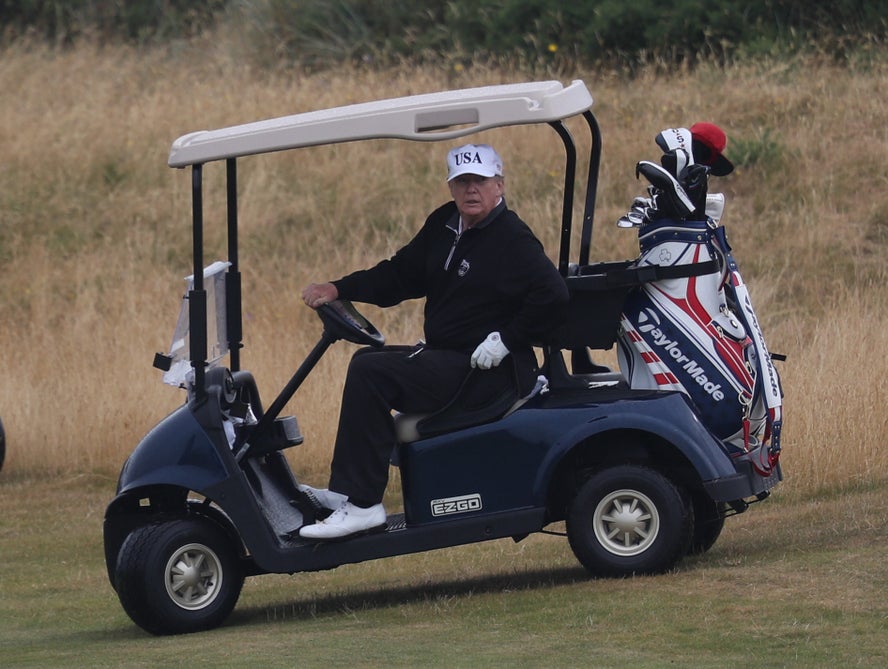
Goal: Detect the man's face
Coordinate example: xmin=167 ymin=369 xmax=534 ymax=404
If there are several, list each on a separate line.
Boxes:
xmin=448 ymin=174 xmax=504 ymax=228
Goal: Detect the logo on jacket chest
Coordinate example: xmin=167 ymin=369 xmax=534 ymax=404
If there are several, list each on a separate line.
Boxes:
xmin=458 ymin=259 xmax=470 ymax=276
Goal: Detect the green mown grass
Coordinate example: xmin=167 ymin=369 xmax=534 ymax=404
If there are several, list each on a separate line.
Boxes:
xmin=1 ymin=477 xmax=885 ymax=667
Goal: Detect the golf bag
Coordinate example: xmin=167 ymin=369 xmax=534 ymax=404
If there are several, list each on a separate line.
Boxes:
xmin=616 ymin=135 xmax=783 ymax=474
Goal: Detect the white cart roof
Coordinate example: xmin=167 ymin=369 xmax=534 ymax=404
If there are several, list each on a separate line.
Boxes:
xmin=168 ymin=80 xmax=593 ymax=168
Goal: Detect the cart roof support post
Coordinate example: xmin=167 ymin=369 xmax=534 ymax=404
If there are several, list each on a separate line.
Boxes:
xmin=226 ymin=158 xmax=243 ymax=372
xmin=190 ymin=163 xmax=207 ymax=401
xmin=579 ymin=111 xmax=602 ymax=266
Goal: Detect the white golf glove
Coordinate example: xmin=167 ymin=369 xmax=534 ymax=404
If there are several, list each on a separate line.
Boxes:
xmin=470 ymin=332 xmax=509 ymax=369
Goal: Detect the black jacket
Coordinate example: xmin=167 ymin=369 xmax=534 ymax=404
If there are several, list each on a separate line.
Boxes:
xmin=333 ymin=199 xmax=568 ymax=357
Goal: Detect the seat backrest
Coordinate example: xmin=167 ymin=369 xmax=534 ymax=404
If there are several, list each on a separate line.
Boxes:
xmin=546 ymin=261 xmax=639 ymax=351
xmin=536 ymin=261 xmax=645 ymax=389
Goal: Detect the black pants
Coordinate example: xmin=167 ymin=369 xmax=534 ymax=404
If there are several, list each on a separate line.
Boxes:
xmin=327 ymin=345 xmax=474 ymax=506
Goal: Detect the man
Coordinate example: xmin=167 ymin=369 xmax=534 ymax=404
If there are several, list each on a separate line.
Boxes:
xmin=299 ymin=143 xmax=569 ymax=540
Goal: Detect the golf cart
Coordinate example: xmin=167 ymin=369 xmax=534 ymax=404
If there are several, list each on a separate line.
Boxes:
xmin=104 ymin=80 xmax=782 ymax=635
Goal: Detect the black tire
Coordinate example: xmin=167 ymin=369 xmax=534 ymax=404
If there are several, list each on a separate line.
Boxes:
xmin=0 ymin=416 xmax=5 ymax=472
xmin=567 ymin=465 xmax=693 ymax=577
xmin=688 ymin=497 xmax=726 ymax=555
xmin=114 ymin=517 xmax=244 ymax=635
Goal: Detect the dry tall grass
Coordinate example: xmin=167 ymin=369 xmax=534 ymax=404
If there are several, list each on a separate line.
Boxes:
xmin=1 ymin=38 xmax=885 ymax=498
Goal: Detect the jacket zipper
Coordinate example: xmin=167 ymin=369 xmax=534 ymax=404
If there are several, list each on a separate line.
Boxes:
xmin=444 ymin=227 xmax=461 ymax=270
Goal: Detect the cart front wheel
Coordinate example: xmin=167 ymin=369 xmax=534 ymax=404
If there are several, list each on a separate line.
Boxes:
xmin=114 ymin=516 xmax=244 ymax=635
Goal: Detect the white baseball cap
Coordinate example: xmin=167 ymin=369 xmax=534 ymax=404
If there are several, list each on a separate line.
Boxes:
xmin=446 ymin=144 xmax=504 ymax=182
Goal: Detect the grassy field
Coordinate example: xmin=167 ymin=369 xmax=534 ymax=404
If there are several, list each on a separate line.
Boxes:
xmin=0 ymin=35 xmax=886 ymax=662
xmin=0 ymin=42 xmax=885 ymax=490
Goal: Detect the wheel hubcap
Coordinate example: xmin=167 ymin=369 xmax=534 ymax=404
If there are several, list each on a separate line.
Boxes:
xmin=165 ymin=543 xmax=223 ymax=610
xmin=593 ymin=489 xmax=660 ymax=557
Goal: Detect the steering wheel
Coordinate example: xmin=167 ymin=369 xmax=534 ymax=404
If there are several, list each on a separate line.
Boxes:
xmin=317 ymin=299 xmax=385 ymax=347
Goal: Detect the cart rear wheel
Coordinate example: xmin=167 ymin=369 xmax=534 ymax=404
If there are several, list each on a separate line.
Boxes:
xmin=689 ymin=497 xmax=726 ymax=555
xmin=114 ymin=517 xmax=243 ymax=635
xmin=567 ymin=465 xmax=692 ymax=577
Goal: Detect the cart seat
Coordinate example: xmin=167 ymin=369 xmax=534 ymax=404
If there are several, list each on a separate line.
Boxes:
xmin=393 ymin=369 xmax=547 ymax=445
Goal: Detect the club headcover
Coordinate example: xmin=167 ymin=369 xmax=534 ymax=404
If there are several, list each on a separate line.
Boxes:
xmin=635 ymin=160 xmax=695 ymax=219
xmin=655 ymin=127 xmax=694 ymax=158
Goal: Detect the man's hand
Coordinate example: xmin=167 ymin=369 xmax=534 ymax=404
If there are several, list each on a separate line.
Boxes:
xmin=302 ymin=282 xmax=338 ymax=309
xmin=471 ymin=332 xmax=509 ymax=369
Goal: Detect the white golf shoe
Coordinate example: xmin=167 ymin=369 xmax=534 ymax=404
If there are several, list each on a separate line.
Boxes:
xmin=297 ymin=484 xmax=347 ymax=511
xmin=299 ymin=501 xmax=387 ymax=541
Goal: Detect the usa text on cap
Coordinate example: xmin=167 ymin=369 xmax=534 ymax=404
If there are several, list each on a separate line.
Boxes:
xmin=446 ymin=144 xmax=504 ymax=182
